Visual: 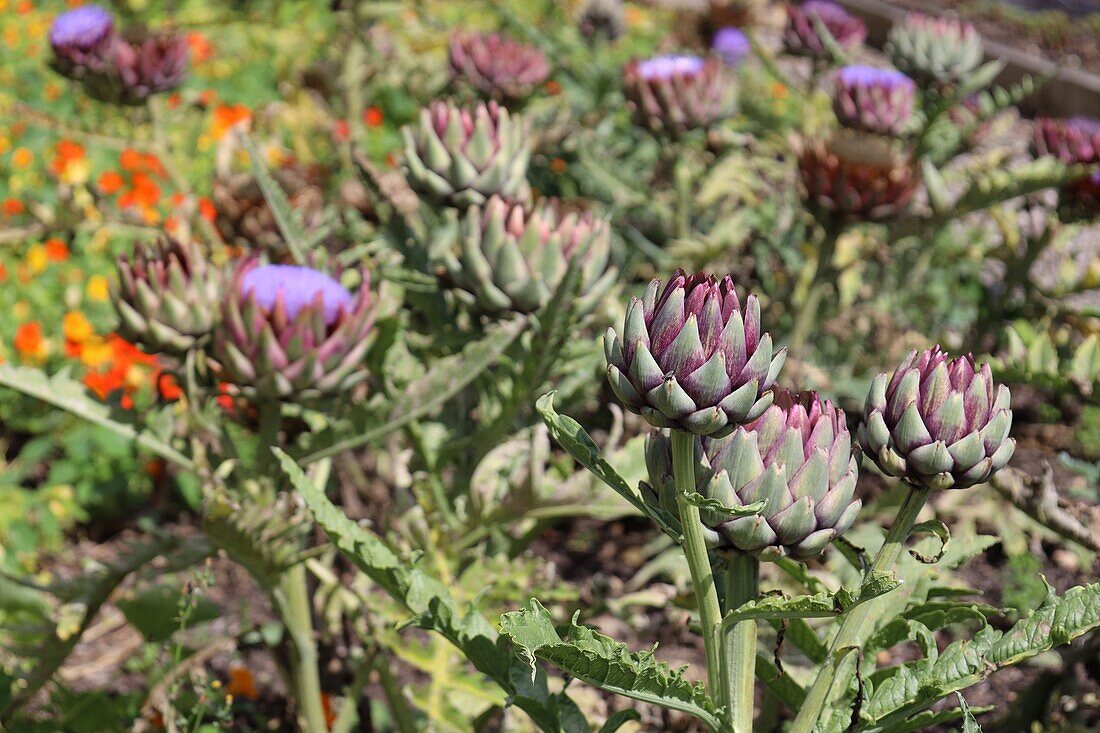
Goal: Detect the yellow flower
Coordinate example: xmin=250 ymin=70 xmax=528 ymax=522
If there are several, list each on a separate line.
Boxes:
xmin=79 ymin=338 xmax=113 ymax=368
xmin=26 ymin=243 xmax=48 ymax=274
xmin=62 ymin=311 xmax=94 ymax=343
xmin=86 ymin=275 xmax=110 ymax=302
xmin=0 ymin=135 xmax=10 ymax=155
xmin=59 ymin=158 xmax=89 ymax=185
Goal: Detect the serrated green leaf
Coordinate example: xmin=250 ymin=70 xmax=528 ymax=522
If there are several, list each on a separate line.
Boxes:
xmin=721 ymin=572 xmax=900 ymax=628
xmin=241 ymin=134 xmax=308 ymax=264
xmin=682 ymin=491 xmax=765 ymax=519
xmin=958 ymin=693 xmax=982 ymax=733
xmin=499 ymin=599 xmax=722 ymax=732
xmin=598 ymin=709 xmax=641 ymax=733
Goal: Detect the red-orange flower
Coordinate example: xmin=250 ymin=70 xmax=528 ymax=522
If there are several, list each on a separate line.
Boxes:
xmin=226 ymin=665 xmax=259 ymax=701
xmin=50 ymin=140 xmax=86 ymax=177
xmin=14 ymin=322 xmax=47 ymax=362
xmin=364 ymin=106 xmax=383 ymax=128
xmin=45 ymin=237 xmax=69 ymax=262
xmin=98 ymin=170 xmax=125 ymax=194
xmin=2 ymin=199 xmax=25 ymax=216
xmin=211 ymin=104 xmax=252 ymax=140
xmin=187 ymin=32 xmax=213 ymax=64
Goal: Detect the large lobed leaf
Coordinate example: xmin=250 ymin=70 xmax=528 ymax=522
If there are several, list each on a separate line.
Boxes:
xmin=721 ymin=572 xmax=900 ymax=627
xmin=500 ymin=598 xmax=723 ymax=732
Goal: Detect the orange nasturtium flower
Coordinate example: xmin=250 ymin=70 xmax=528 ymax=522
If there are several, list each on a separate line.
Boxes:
xmin=14 ymin=322 xmax=47 ymax=362
xmin=11 ymin=147 xmax=33 ymax=169
xmin=211 ymin=104 xmax=252 ymax=140
xmin=2 ymin=199 xmax=24 ymax=216
xmin=63 ymin=311 xmax=95 ymax=344
xmin=364 ymin=106 xmax=383 ymax=128
xmin=45 ymin=237 xmax=69 ymax=262
xmin=98 ymin=170 xmax=125 ymax=195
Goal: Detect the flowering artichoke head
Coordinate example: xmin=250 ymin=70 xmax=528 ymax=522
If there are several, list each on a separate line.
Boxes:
xmin=622 ymin=55 xmax=736 ymax=137
xmin=49 ymin=5 xmax=115 ymax=79
xmin=449 ymin=31 xmax=551 ymax=102
xmin=859 ymin=347 xmax=1015 ymax=490
xmin=833 ymin=65 xmax=916 ymax=137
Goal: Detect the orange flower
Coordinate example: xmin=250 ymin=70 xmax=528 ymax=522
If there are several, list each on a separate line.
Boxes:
xmin=120 ymin=148 xmax=143 ymax=172
xmin=0 ymin=263 xmax=7 ymax=283
xmin=157 ymin=372 xmax=182 ymax=401
xmin=545 ymin=80 xmax=562 ymax=95
xmin=211 ymin=104 xmax=251 ymax=140
xmin=187 ymin=32 xmax=212 ymax=63
xmin=321 ymin=693 xmax=336 ymax=728
xmin=226 ymin=665 xmax=258 ymax=701
xmin=50 ymin=139 xmax=85 ymax=176
xmin=14 ymin=322 xmax=47 ymax=362
xmin=771 ymin=81 xmax=789 ymax=100
xmin=79 ymin=338 xmax=114 ymax=368
xmin=11 ymin=147 xmax=32 ymax=169
xmin=97 ymin=170 xmax=125 ymax=194
xmin=550 ymin=157 xmax=567 ymax=174
xmin=45 ymin=237 xmax=69 ymax=262
xmin=364 ymin=106 xmax=383 ymax=128
xmin=198 ymin=197 xmax=216 ymax=222
xmin=1 ymin=199 xmax=24 ymax=216
xmin=119 ymin=173 xmax=161 ymax=209
xmin=166 ymin=93 xmax=181 ymax=109
xmin=63 ymin=310 xmax=94 ymax=343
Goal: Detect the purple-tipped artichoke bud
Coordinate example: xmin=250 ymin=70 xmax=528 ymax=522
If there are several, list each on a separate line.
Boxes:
xmin=783 ymin=1 xmax=867 ymax=60
xmin=605 ymin=271 xmax=786 ymax=437
xmin=83 ymin=28 xmax=189 ymax=105
xmin=579 ymin=0 xmax=625 ymax=43
xmin=1033 ymin=116 xmax=1100 ymax=166
xmin=442 ymin=196 xmax=615 ymax=315
xmin=622 ymin=55 xmax=736 ymax=136
xmin=49 ymin=5 xmax=115 ymax=79
xmin=646 ymin=389 xmax=861 ymax=559
xmin=213 ymin=262 xmax=376 ymax=401
xmin=833 ymin=65 xmax=916 ymax=137
xmin=402 ymin=100 xmax=531 ymax=210
xmin=859 ymin=347 xmax=1015 ymax=490
xmin=449 ymin=31 xmax=551 ymax=102
xmin=712 ymin=27 xmax=751 ymax=67
xmin=885 ymin=13 xmax=983 ymax=87
xmin=114 ymin=237 xmax=223 ymax=357
xmin=798 ymin=132 xmax=918 ymax=221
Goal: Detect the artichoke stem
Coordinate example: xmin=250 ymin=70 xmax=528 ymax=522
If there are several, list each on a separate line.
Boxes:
xmin=275 ymin=563 xmax=330 ymax=733
xmin=788 ymin=220 xmax=841 ymax=362
xmin=790 ymin=484 xmax=932 ymax=733
xmin=671 ymin=431 xmax=727 ymax=714
xmin=722 ymin=553 xmax=759 ymax=733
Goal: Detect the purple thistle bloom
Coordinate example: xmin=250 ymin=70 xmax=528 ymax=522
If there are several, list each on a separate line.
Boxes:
xmin=712 ymin=27 xmax=750 ymax=67
xmin=50 ymin=5 xmax=113 ymax=49
xmin=241 ymin=264 xmax=354 ymax=325
xmin=837 ymin=65 xmax=913 ymax=90
xmin=833 ymin=65 xmax=915 ymax=136
xmin=636 ymin=55 xmax=705 ymax=81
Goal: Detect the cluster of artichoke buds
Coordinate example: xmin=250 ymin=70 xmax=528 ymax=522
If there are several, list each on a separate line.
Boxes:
xmin=797 ymin=132 xmax=919 ymax=221
xmin=114 ymin=237 xmax=224 ymax=358
xmin=449 ymin=31 xmax=551 ymax=103
xmin=605 ymin=272 xmax=786 ymax=437
xmin=885 ymin=13 xmax=983 ymax=88
xmin=213 ymin=263 xmax=377 ymax=402
xmin=621 ymin=55 xmax=736 ymax=136
xmin=402 ymin=100 xmax=530 ymax=210
xmin=49 ymin=5 xmax=188 ymax=105
xmin=440 ymin=196 xmax=615 ymax=315
xmin=1033 ymin=116 xmax=1100 ymax=219
xmin=833 ymin=65 xmax=916 ymax=138
xmin=859 ymin=347 xmax=1015 ymax=490
xmin=783 ymin=1 xmax=867 ymax=61
xmin=646 ymin=390 xmax=861 ymax=559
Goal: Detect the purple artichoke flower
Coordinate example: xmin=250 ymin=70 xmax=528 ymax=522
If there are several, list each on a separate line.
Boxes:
xmin=798 ymin=132 xmax=918 ymax=221
xmin=646 ymin=389 xmax=861 ymax=559
xmin=784 ymin=1 xmax=867 ymax=61
xmin=605 ymin=271 xmax=786 ymax=437
xmin=49 ymin=5 xmax=115 ymax=79
xmin=712 ymin=27 xmax=751 ymax=67
xmin=833 ymin=65 xmax=916 ymax=137
xmin=214 ymin=262 xmax=376 ymax=401
xmin=449 ymin=31 xmax=551 ymax=103
xmin=859 ymin=347 xmax=1015 ymax=490
xmin=622 ymin=55 xmax=736 ymax=136
xmin=1033 ymin=116 xmax=1100 ymax=166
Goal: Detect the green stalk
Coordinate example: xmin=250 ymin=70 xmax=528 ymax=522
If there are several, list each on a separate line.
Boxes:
xmin=788 ymin=221 xmax=841 ymax=363
xmin=257 ymin=400 xmax=282 ymax=480
xmin=789 ymin=485 xmax=932 ymax=733
xmin=275 ymin=564 xmax=329 ymax=733
xmin=722 ymin=553 xmax=759 ymax=733
xmin=375 ymin=653 xmax=418 ymax=733
xmin=671 ymin=431 xmax=725 ymax=709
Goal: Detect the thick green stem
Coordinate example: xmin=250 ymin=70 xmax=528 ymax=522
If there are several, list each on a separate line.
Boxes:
xmin=375 ymin=653 xmax=418 ymax=733
xmin=788 ymin=223 xmax=841 ymax=363
xmin=789 ymin=485 xmax=932 ymax=733
xmin=671 ymin=431 xmax=725 ymax=710
xmin=722 ymin=553 xmax=759 ymax=733
xmin=257 ymin=400 xmax=282 ymax=480
xmin=276 ymin=564 xmax=329 ymax=733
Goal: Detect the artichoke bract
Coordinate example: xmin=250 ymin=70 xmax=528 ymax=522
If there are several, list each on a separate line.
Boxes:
xmin=114 ymin=237 xmax=223 ymax=357
xmin=712 ymin=27 xmax=751 ymax=67
xmin=622 ymin=55 xmax=736 ymax=137
xmin=646 ymin=390 xmax=861 ymax=559
xmin=859 ymin=347 xmax=1015 ymax=491
xmin=449 ymin=31 xmax=550 ymax=103
xmin=605 ymin=272 xmax=786 ymax=437
xmin=49 ymin=5 xmax=115 ymax=80
xmin=442 ymin=196 xmax=614 ymax=315
xmin=402 ymin=100 xmax=530 ymax=210
xmin=213 ymin=263 xmax=376 ymax=401
xmin=798 ymin=132 xmax=918 ymax=221
xmin=833 ymin=65 xmax=916 ymax=137
xmin=885 ymin=13 xmax=982 ymax=88
xmin=783 ymin=1 xmax=866 ymax=60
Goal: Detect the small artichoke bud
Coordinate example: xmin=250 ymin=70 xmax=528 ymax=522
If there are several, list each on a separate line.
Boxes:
xmin=114 ymin=237 xmax=223 ymax=357
xmin=213 ymin=263 xmax=376 ymax=402
xmin=442 ymin=196 xmax=614 ymax=315
xmin=858 ymin=347 xmax=1015 ymax=490
xmin=1033 ymin=116 xmax=1100 ymax=166
xmin=605 ymin=271 xmax=786 ymax=437
xmin=449 ymin=31 xmax=551 ymax=103
xmin=797 ymin=132 xmax=918 ymax=221
xmin=885 ymin=13 xmax=983 ymax=88
xmin=579 ymin=0 xmax=625 ymax=43
xmin=402 ymin=100 xmax=531 ymax=211
xmin=49 ymin=5 xmax=115 ymax=80
xmin=646 ymin=389 xmax=861 ymax=560
xmin=783 ymin=1 xmax=867 ymax=61
xmin=622 ymin=55 xmax=736 ymax=137
xmin=712 ymin=27 xmax=751 ymax=67
xmin=833 ymin=65 xmax=916 ymax=138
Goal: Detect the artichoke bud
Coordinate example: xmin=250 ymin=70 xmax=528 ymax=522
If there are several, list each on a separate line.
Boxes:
xmin=114 ymin=237 xmax=223 ymax=358
xmin=783 ymin=1 xmax=867 ymax=61
xmin=402 ymin=99 xmax=531 ymax=211
xmin=885 ymin=13 xmax=983 ymax=88
xmin=579 ymin=0 xmax=625 ymax=43
xmin=449 ymin=31 xmax=550 ymax=103
xmin=621 ymin=55 xmax=737 ymax=137
xmin=646 ymin=389 xmax=862 ymax=560
xmin=1032 ymin=117 xmax=1100 ymax=221
xmin=858 ymin=346 xmax=1015 ymax=490
xmin=605 ymin=271 xmax=786 ymax=437
xmin=797 ymin=131 xmax=919 ymax=221
xmin=48 ymin=5 xmax=115 ymax=80
xmin=833 ymin=65 xmax=916 ymax=138
xmin=212 ymin=261 xmax=376 ymax=402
